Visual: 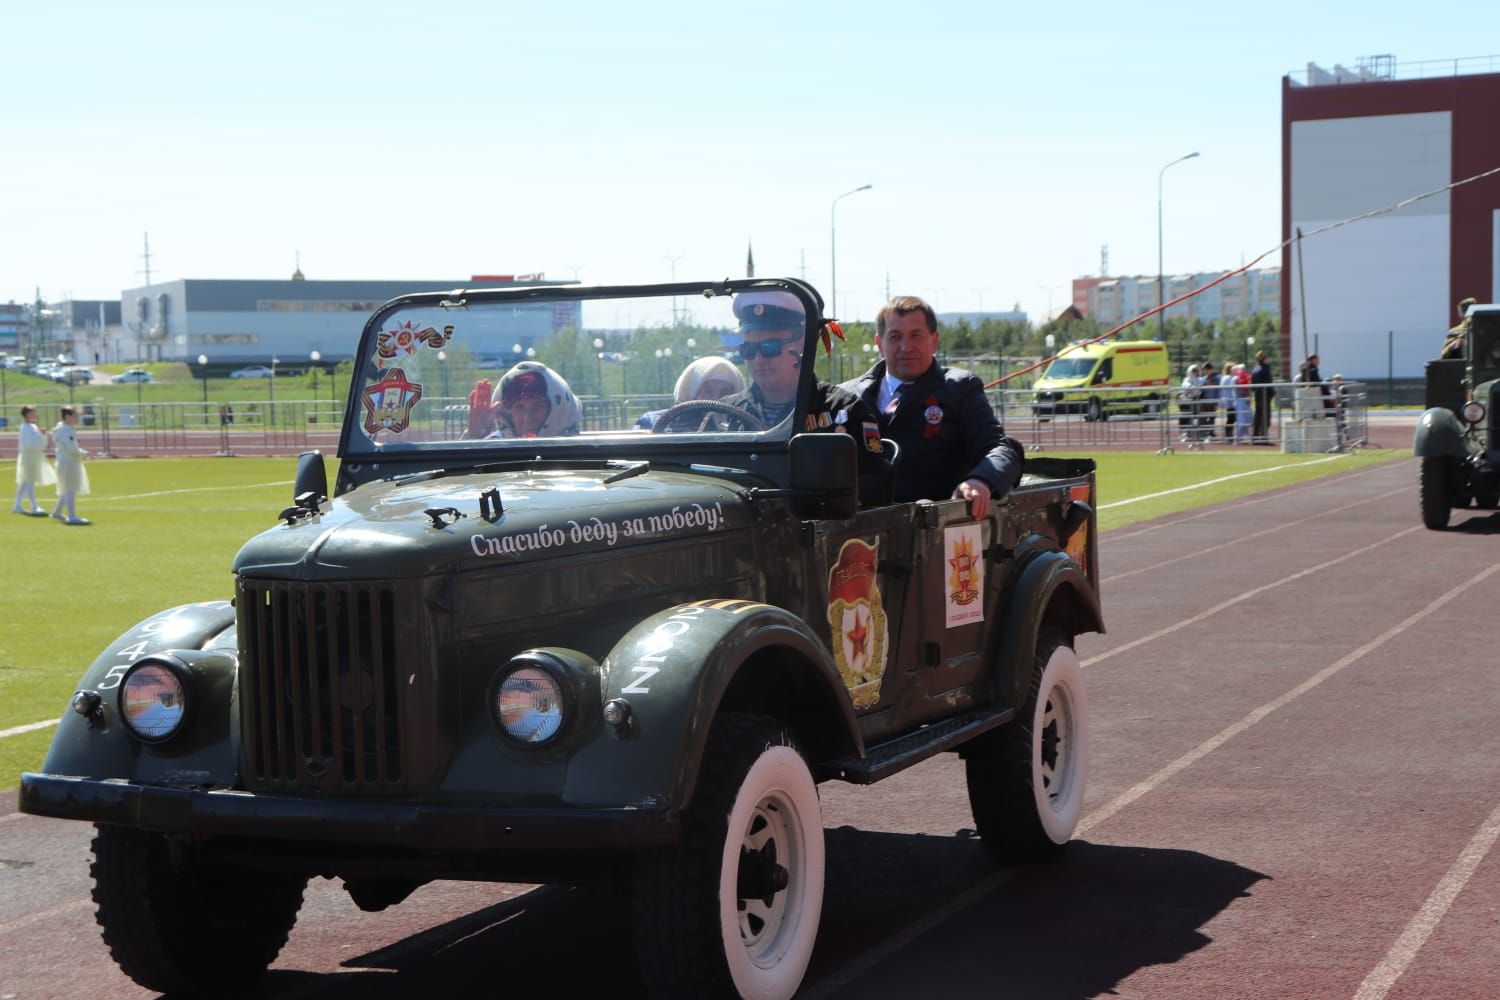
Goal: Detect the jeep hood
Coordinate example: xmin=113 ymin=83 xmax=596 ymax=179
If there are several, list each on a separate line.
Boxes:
xmin=234 ymin=467 xmax=751 ymax=580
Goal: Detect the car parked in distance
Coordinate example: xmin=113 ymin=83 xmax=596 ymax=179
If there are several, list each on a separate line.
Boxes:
xmin=229 ymin=365 xmax=275 ymax=379
xmin=60 ymin=367 xmax=95 ymax=385
xmin=110 ymin=368 xmax=154 ymax=384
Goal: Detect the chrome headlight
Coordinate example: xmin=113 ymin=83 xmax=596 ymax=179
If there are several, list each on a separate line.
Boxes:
xmin=492 ymin=663 xmax=568 ymax=745
xmin=1462 ymin=401 xmax=1486 ymax=424
xmin=118 ymin=659 xmax=189 ymax=743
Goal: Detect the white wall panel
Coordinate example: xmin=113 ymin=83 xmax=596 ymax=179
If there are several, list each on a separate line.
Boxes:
xmin=1287 ymin=215 xmax=1447 ymax=379
xmin=1291 ymin=112 xmax=1452 ymax=377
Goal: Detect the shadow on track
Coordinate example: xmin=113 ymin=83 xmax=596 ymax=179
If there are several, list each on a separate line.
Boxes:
xmin=202 ymin=826 xmax=1264 ymax=1000
xmin=1449 ymin=510 xmax=1500 ymax=534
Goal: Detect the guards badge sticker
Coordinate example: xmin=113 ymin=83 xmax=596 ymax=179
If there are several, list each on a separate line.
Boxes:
xmin=944 ymin=523 xmax=984 ymax=628
xmin=360 ymin=367 xmax=423 ymax=436
xmin=827 ymin=538 xmax=889 ymax=710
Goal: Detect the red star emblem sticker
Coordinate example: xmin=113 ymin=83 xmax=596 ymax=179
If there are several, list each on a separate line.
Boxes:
xmin=846 ymin=613 xmax=869 ymax=660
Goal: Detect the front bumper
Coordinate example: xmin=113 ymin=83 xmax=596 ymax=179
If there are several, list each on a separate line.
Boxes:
xmin=19 ymin=772 xmax=677 ymax=852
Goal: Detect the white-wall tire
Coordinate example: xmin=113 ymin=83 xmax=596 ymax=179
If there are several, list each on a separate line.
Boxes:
xmin=634 ymin=713 xmax=824 ymax=1000
xmin=966 ymin=630 xmax=1090 ymax=862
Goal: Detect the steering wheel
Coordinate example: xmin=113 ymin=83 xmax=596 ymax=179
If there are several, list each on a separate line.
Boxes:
xmin=650 ymin=399 xmax=768 ymax=434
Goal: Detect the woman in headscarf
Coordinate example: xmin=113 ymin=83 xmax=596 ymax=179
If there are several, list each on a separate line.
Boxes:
xmin=635 ymin=356 xmax=746 ymax=429
xmin=488 ymin=361 xmax=582 ymax=438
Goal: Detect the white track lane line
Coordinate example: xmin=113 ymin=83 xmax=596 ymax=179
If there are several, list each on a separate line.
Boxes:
xmin=1078 ymin=562 xmax=1500 ymax=836
xmin=0 ymin=719 xmax=58 ymax=741
xmin=1353 ymin=798 xmax=1500 ymax=1000
xmin=1098 ymin=455 xmax=1345 ymax=510
xmin=1106 ymin=460 xmax=1402 ymax=543
xmin=805 ymin=545 xmax=1495 ymax=1000
xmin=1082 ymin=524 xmax=1423 ymax=669
xmin=1103 ymin=485 xmax=1409 ymax=585
xmin=89 ymin=480 xmax=292 ymax=503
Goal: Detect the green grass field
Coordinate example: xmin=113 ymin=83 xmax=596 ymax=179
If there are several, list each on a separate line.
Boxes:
xmin=0 ymin=448 xmax=1405 ymax=791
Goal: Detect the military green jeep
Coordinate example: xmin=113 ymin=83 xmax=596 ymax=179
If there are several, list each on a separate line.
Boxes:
xmin=1415 ymin=303 xmax=1500 ymax=528
xmin=20 ymin=279 xmax=1101 ymax=1000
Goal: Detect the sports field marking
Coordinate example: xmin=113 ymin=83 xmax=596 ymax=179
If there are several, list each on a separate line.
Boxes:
xmin=1107 ymin=460 xmax=1400 ymax=543
xmin=1077 ymin=561 xmax=1500 ymax=837
xmin=88 ymin=480 xmax=293 ymax=503
xmin=1098 ymin=455 xmax=1344 ymax=510
xmin=1353 ymin=797 xmax=1500 ymax=1000
xmin=0 ymin=719 xmax=58 ymax=741
xmin=1103 ymin=485 xmax=1409 ymax=585
xmin=1082 ymin=524 xmax=1423 ymax=669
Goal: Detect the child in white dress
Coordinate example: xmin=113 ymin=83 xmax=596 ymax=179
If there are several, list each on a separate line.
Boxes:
xmin=50 ymin=406 xmax=90 ymax=525
xmin=13 ymin=405 xmax=55 ymax=516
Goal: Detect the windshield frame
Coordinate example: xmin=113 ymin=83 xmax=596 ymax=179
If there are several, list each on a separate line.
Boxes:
xmin=336 ymin=277 xmax=828 ymax=472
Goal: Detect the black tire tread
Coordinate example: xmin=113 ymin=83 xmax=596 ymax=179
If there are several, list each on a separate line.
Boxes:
xmin=1420 ymin=456 xmax=1452 ymax=530
xmin=966 ymin=628 xmax=1073 ymax=864
xmin=91 ymin=825 xmax=306 ymax=996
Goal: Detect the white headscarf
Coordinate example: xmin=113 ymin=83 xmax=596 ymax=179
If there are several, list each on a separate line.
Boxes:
xmin=490 ymin=361 xmax=582 ymax=438
xmin=673 ymin=356 xmax=745 ymax=403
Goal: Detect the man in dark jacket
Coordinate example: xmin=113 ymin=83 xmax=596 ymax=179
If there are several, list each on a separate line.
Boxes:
xmin=840 ymin=295 xmax=1022 ymax=518
xmin=1250 ymin=350 xmax=1276 ymax=444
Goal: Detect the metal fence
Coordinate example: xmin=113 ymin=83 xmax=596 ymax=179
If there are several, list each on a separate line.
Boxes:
xmin=990 ymin=381 xmax=1368 ymax=454
xmin=0 ymin=383 xmax=1368 ymax=459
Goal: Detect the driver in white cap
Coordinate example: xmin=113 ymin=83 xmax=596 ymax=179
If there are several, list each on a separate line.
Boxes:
xmin=722 ymin=289 xmax=891 ymax=506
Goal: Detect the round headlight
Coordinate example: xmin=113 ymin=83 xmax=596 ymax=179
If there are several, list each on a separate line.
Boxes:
xmin=1461 ymin=401 xmax=1486 ymax=424
xmin=495 ymin=666 xmax=565 ymax=745
xmin=119 ymin=661 xmax=187 ymax=742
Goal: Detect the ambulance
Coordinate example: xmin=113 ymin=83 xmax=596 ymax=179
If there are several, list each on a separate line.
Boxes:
xmin=1032 ymin=339 xmax=1171 ymax=421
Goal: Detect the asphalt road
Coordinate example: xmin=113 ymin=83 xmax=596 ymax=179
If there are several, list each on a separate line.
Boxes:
xmin=3 ymin=455 xmax=1496 ymax=999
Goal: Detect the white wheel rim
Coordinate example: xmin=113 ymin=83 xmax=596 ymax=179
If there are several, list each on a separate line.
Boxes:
xmin=737 ymin=791 xmax=799 ymax=960
xmin=1032 ymin=646 xmax=1088 ymax=843
xmin=719 ymin=745 xmax=824 ymax=1000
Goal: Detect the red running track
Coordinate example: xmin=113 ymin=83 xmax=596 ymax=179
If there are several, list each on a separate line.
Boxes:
xmin=2 ymin=455 xmax=1496 ymax=999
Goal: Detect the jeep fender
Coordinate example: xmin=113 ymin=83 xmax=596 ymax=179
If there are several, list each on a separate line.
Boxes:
xmin=995 ymin=547 xmax=1104 ymax=710
xmin=1414 ymin=407 xmax=1468 ymax=459
xmin=562 ymin=601 xmax=861 ymax=811
xmin=39 ymin=601 xmax=240 ymax=786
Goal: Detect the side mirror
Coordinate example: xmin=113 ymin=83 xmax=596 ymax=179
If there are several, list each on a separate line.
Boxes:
xmin=293 ymin=451 xmax=328 ymax=508
xmin=789 ymin=433 xmax=857 ymax=519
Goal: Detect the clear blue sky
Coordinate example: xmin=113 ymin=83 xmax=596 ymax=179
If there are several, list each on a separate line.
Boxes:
xmin=1 ymin=1 xmax=1484 ymax=324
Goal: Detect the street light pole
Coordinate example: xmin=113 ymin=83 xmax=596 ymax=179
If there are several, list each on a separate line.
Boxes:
xmin=663 ymin=254 xmax=685 ymax=326
xmin=309 ymin=350 xmax=322 ymax=403
xmin=830 ymin=184 xmax=873 ymax=323
xmin=1157 ymin=152 xmax=1199 ymax=340
xmin=197 ymin=354 xmax=208 ymax=408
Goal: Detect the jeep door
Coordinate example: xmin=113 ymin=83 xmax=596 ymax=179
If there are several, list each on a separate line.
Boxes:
xmin=804 ymin=505 xmax=919 ymax=744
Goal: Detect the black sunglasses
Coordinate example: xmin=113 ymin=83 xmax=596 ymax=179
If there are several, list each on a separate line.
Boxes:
xmin=737 ymin=336 xmax=801 ymax=361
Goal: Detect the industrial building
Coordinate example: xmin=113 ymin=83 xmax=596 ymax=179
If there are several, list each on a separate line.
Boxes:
xmin=1283 ymin=55 xmax=1500 ymax=378
xmin=118 ymin=274 xmax=575 ymax=367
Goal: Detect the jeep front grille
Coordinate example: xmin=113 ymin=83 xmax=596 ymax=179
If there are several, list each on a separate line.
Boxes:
xmin=237 ymin=581 xmax=405 ymax=793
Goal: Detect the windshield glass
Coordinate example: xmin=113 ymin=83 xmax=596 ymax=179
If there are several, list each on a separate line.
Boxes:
xmin=347 ymin=285 xmax=814 ymax=456
xmin=1473 ymin=314 xmax=1500 ymax=379
xmin=1042 ymin=356 xmax=1097 ymax=380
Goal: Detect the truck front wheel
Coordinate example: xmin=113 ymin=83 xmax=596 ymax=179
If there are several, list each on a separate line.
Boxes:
xmin=966 ymin=630 xmax=1089 ymax=862
xmin=633 ymin=713 xmax=824 ymax=1000
xmin=1420 ymin=456 xmax=1453 ymax=530
xmin=91 ymin=825 xmax=306 ymax=995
